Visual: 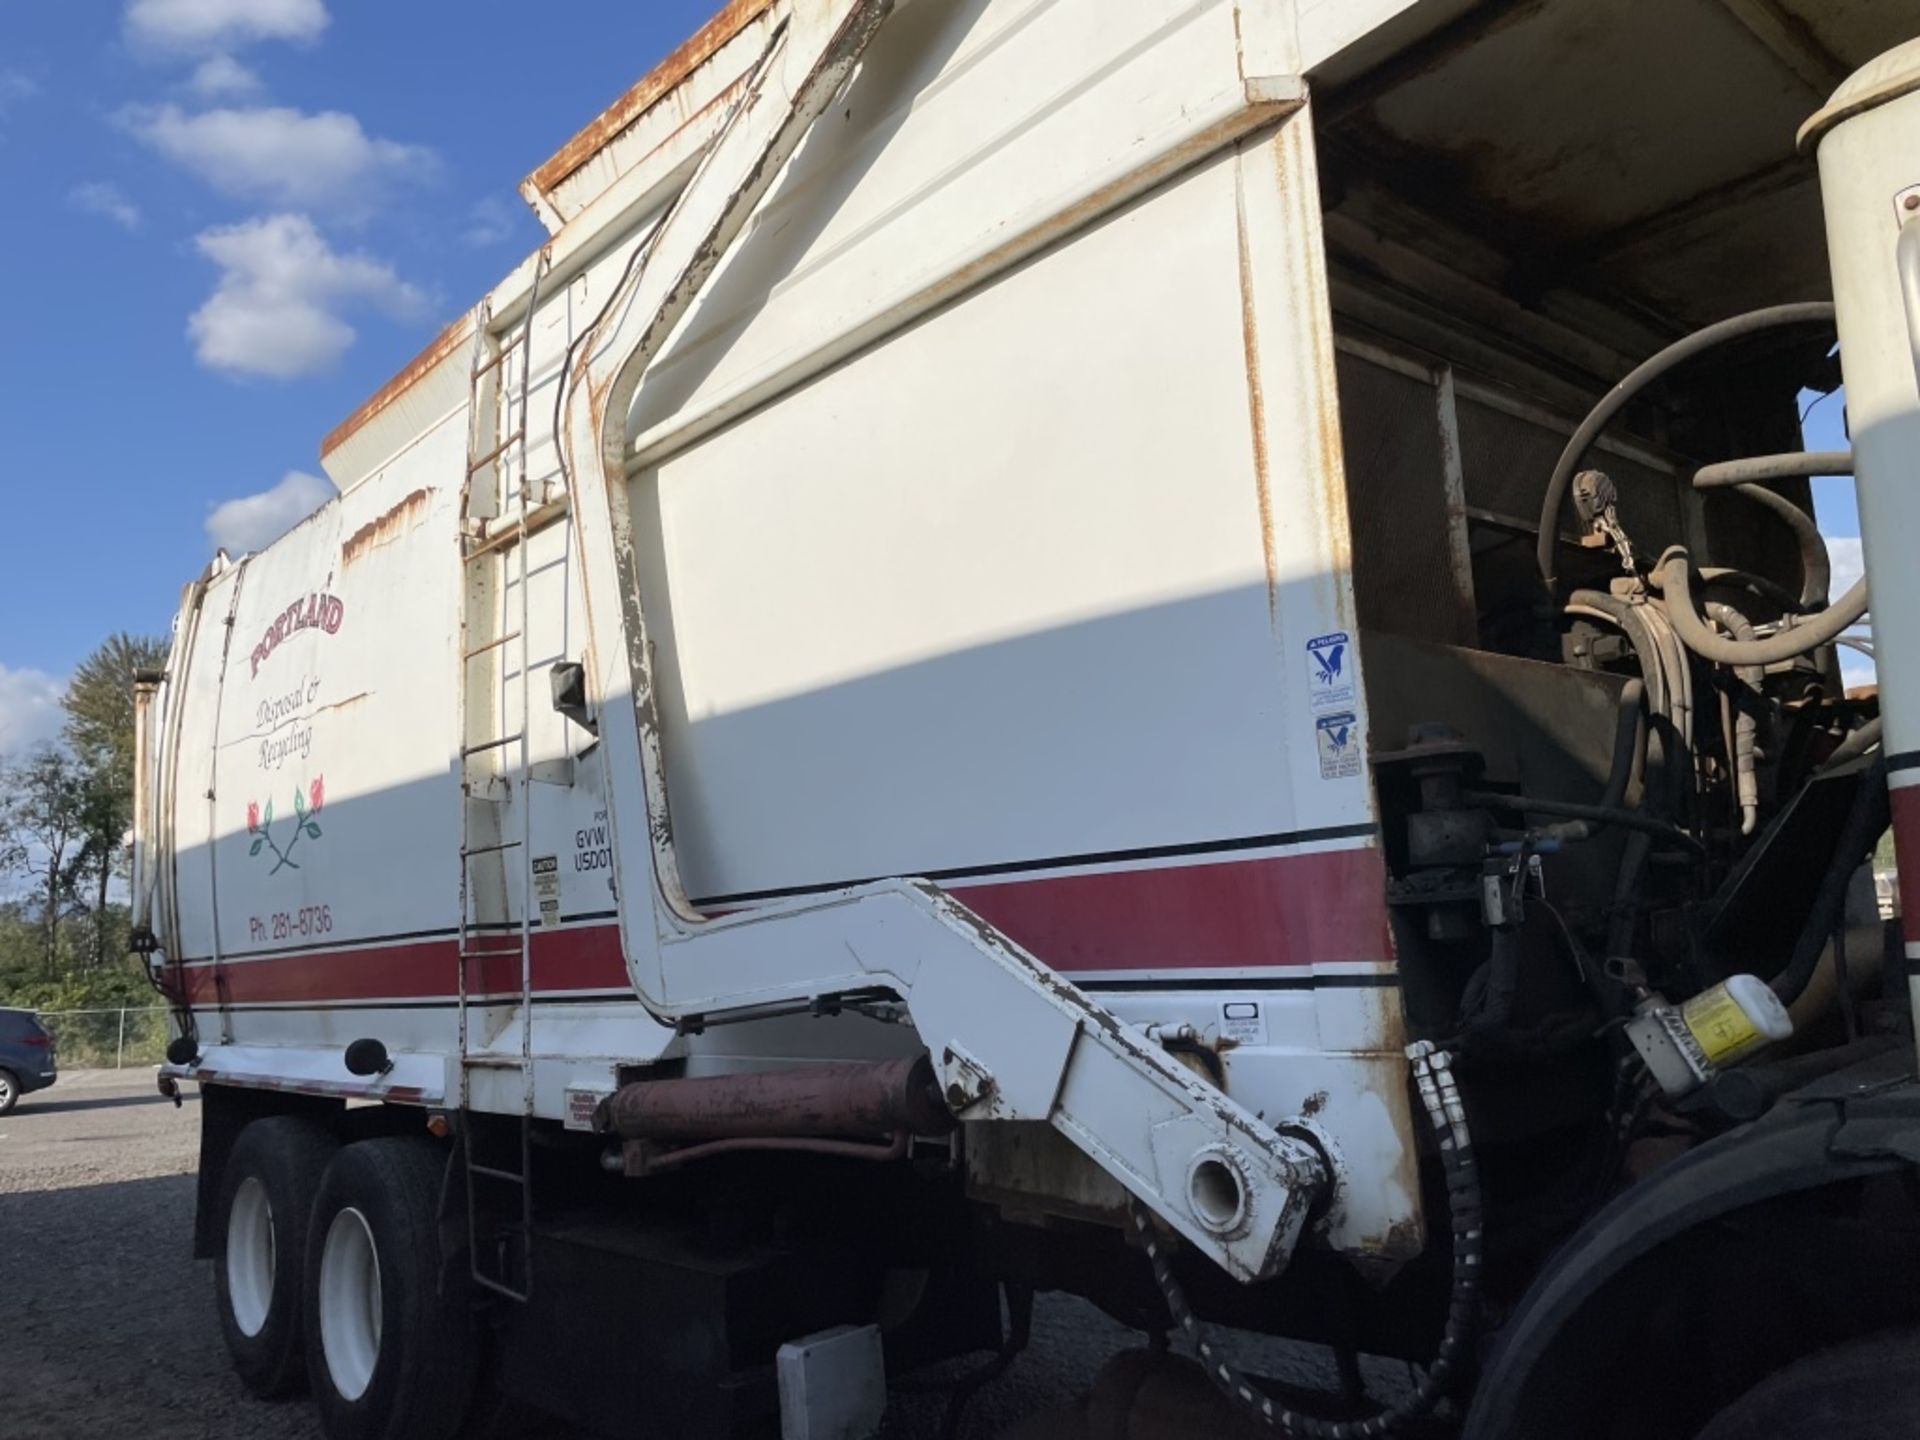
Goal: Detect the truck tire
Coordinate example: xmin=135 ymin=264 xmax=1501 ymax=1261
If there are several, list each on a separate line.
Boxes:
xmin=216 ymin=1116 xmax=340 ymax=1397
xmin=303 ymin=1138 xmax=476 ymax=1440
xmin=0 ymin=1068 xmax=18 ymax=1115
xmin=1695 ymin=1327 xmax=1920 ymax=1440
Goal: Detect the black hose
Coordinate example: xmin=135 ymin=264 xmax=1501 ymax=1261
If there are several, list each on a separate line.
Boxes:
xmin=1822 ymin=717 xmax=1884 ymax=770
xmin=1692 ymin=451 xmax=1852 ymax=487
xmin=1597 ymin=678 xmax=1647 ymax=811
xmin=1128 ymin=1044 xmax=1479 ymax=1438
xmin=1568 ymin=595 xmax=1667 ymax=715
xmin=1696 ymin=567 xmax=1813 ymax=616
xmin=1694 ymin=483 xmax=1832 ymax=609
xmin=1564 ymin=592 xmax=1689 ymax=956
xmin=1659 ymin=553 xmax=1867 ymax=666
xmin=1770 ymin=759 xmax=1889 ymax=1006
xmin=1465 ymin=926 xmax=1526 ymax=1041
xmin=1462 ymin=790 xmax=1703 ymax=849
xmin=1537 ymin=303 xmax=1836 ymax=594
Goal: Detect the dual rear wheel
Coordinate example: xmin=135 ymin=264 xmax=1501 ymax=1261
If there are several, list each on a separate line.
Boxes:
xmin=215 ymin=1124 xmax=478 ymax=1440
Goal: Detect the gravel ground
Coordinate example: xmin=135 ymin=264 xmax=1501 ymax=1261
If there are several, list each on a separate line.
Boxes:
xmin=0 ymin=1072 xmax=1351 ymax=1440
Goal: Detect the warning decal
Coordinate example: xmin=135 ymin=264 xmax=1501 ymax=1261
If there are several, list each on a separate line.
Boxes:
xmin=1305 ymin=631 xmax=1354 ymax=709
xmin=1316 ymin=711 xmax=1360 ymax=780
xmin=532 ymin=854 xmax=561 ymax=928
xmin=1220 ymin=1000 xmax=1268 ymax=1046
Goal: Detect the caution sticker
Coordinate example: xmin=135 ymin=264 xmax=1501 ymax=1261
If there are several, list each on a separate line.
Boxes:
xmin=1305 ymin=631 xmax=1355 ymax=709
xmin=532 ymin=854 xmax=561 ymax=928
xmin=563 ymin=1087 xmax=606 ymax=1133
xmin=1315 ymin=711 xmax=1360 ymax=779
xmin=1220 ymin=1000 xmax=1268 ymax=1046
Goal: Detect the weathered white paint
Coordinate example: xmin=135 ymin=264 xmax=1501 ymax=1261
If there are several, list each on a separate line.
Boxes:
xmin=1805 ymin=42 xmax=1920 ymax=1023
xmin=144 ymin=0 xmax=1421 ymax=1274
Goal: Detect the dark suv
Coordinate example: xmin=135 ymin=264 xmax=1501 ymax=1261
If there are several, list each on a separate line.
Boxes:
xmin=0 ymin=1008 xmax=57 ymax=1114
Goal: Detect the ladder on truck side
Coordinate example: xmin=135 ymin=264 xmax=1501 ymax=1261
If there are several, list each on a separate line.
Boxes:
xmin=455 ymin=259 xmax=548 ymax=1303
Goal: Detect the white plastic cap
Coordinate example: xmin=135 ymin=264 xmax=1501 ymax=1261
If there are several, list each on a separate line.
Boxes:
xmin=1723 ymin=973 xmax=1794 ymax=1042
xmin=1800 ymin=37 xmax=1920 ymax=152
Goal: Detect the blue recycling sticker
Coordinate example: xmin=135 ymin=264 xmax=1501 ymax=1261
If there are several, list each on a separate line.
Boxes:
xmin=1306 ymin=631 xmax=1354 ymax=709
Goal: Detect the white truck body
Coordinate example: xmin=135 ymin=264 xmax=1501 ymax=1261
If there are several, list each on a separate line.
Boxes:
xmin=134 ymin=4 xmax=1920 ymax=1434
xmin=138 ymin=0 xmax=1427 ymax=1271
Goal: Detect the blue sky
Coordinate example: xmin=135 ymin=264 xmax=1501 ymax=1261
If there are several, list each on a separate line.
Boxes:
xmin=0 ymin=0 xmax=1873 ymax=751
xmin=0 ymin=0 xmax=714 ymax=750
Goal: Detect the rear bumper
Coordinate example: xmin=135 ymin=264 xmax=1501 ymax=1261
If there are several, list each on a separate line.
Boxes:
xmin=20 ymin=1068 xmax=57 ymax=1094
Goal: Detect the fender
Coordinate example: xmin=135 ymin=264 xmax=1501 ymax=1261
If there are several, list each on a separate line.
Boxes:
xmin=1464 ymin=1048 xmax=1920 ymax=1439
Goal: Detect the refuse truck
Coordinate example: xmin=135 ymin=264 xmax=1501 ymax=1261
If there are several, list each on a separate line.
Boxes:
xmin=132 ymin=2 xmax=1920 ymax=1436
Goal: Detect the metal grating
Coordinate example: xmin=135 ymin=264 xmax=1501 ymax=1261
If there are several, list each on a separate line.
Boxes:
xmin=1336 ymin=351 xmax=1475 ymax=647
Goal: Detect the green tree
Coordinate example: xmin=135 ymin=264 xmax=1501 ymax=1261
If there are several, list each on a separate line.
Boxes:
xmin=64 ymin=632 xmax=169 ymax=782
xmin=62 ymin=633 xmax=169 ymax=968
xmin=0 ymin=747 xmax=92 ymax=975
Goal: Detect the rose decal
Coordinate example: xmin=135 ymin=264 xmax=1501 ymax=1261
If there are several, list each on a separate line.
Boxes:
xmin=247 ymin=775 xmax=326 ymax=875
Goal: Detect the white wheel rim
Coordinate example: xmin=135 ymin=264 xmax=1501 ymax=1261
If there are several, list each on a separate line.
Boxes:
xmin=318 ymin=1207 xmax=382 ymax=1401
xmin=226 ymin=1177 xmax=276 ymax=1338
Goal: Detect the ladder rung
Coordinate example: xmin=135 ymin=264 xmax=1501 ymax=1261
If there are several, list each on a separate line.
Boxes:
xmin=468 ymin=1162 xmax=528 ymax=1183
xmin=463 ymin=630 xmax=521 ymax=659
xmin=471 ymin=1271 xmax=531 ymax=1304
xmin=463 ymin=1055 xmax=530 ymax=1071
xmin=462 ymin=733 xmax=524 ymax=757
xmin=468 ymin=431 xmax=525 ymax=474
xmin=461 ymin=840 xmax=523 ymax=858
xmin=470 ymin=332 xmax=525 ymax=379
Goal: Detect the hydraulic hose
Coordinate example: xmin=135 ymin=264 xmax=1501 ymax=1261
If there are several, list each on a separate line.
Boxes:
xmin=1659 ymin=553 xmax=1867 ymax=667
xmin=1704 ymin=601 xmax=1762 ymax=834
xmin=1692 ymin=451 xmax=1852 ymax=486
xmin=1537 ymin=303 xmax=1835 ymax=594
xmin=1821 ymin=716 xmax=1883 ymax=771
xmin=1696 ymin=567 xmax=1812 ymax=615
xmin=1566 ymin=591 xmax=1691 ymax=955
xmin=1770 ymin=759 xmax=1889 ymax=1006
xmin=1690 ymin=476 xmax=1832 ymax=609
xmin=1462 ymin=790 xmax=1703 ymax=849
xmin=1568 ymin=596 xmax=1667 ymax=717
xmin=1129 ymin=1043 xmax=1480 ymax=1438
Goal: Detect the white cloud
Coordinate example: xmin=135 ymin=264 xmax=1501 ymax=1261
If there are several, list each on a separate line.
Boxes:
xmin=0 ymin=69 xmax=37 ymax=108
xmin=1829 ymin=535 xmax=1864 ymax=599
xmin=125 ymin=0 xmax=327 ymax=56
xmin=189 ymin=213 xmax=425 ymax=379
xmin=0 ymin=68 xmax=38 ymax=140
xmin=69 ymin=181 xmax=143 ymax=231
xmin=206 ymin=470 xmax=336 ymax=554
xmin=0 ymin=665 xmax=66 ymax=759
xmin=462 ymin=194 xmax=519 ymax=249
xmin=120 ymin=103 xmax=435 ymax=217
xmin=1826 ymin=533 xmax=1876 ymax=690
xmin=187 ymin=54 xmax=262 ymax=99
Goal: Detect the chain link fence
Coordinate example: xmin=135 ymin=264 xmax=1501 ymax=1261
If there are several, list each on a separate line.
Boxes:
xmin=35 ymin=1007 xmax=172 ymax=1069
